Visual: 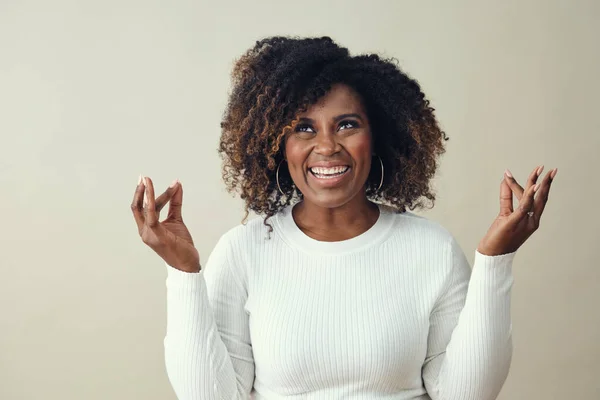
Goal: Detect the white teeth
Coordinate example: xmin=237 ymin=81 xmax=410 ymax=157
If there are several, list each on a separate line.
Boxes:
xmin=310 ymin=166 xmax=349 ymax=177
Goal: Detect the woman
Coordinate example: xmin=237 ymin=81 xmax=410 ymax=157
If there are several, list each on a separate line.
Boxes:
xmin=131 ymin=36 xmax=557 ymax=399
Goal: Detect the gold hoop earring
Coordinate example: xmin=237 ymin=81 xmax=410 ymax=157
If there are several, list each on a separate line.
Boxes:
xmin=376 ymin=155 xmax=384 ymax=192
xmin=276 ymin=160 xmax=285 ymax=195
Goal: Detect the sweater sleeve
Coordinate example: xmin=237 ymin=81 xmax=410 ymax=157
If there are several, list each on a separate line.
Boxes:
xmin=163 ymin=233 xmax=254 ymax=400
xmin=422 ymin=235 xmax=515 ymax=400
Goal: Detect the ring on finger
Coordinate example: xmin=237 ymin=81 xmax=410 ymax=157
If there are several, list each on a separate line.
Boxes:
xmin=520 ymin=204 xmax=534 ymax=217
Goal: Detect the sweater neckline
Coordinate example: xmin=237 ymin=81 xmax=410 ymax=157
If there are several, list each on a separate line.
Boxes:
xmin=274 ymin=202 xmax=395 ymax=255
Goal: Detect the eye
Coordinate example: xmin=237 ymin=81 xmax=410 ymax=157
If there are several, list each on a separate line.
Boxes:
xmin=295 ymin=124 xmax=314 ymax=133
xmin=338 ymin=120 xmax=358 ymax=131
xmin=293 ymin=124 xmax=316 ymax=138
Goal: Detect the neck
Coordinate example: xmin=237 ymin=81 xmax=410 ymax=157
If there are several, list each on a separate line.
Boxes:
xmin=292 ymin=193 xmax=380 ymax=242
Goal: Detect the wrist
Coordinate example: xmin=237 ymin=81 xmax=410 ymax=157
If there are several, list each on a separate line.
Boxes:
xmin=476 ymin=246 xmax=517 ymax=257
xmin=167 ymin=259 xmax=201 ymax=273
xmin=178 ymin=263 xmax=201 ymax=273
xmin=476 ymin=246 xmax=496 ymax=256
xmin=477 ymin=240 xmax=517 ymax=257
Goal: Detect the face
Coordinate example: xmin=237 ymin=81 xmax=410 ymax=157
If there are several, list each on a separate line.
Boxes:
xmin=284 ymin=83 xmax=373 ymax=209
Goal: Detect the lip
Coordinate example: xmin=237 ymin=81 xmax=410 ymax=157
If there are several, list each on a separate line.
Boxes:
xmin=307 ymin=166 xmax=352 ymax=188
xmin=307 ymin=161 xmax=350 ymax=169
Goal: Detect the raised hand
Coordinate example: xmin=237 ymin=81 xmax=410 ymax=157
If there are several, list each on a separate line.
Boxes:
xmin=477 ymin=166 xmax=558 ymax=256
xmin=131 ymin=176 xmax=201 ymax=272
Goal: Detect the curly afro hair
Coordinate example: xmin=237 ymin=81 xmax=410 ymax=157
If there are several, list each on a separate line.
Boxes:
xmin=219 ymin=36 xmax=448 ymax=225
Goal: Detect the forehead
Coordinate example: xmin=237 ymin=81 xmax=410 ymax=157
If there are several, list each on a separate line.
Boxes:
xmin=298 ymin=83 xmax=366 ymax=117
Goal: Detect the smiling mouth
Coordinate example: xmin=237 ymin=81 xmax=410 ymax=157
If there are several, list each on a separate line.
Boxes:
xmin=309 ymin=166 xmax=350 ymax=179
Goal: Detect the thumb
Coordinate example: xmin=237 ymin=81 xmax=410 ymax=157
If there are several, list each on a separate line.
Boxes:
xmin=499 ymin=176 xmax=513 ymax=217
xmin=167 ymin=181 xmax=183 ymax=220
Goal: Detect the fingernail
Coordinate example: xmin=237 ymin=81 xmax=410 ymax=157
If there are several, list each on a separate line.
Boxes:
xmin=505 ymin=169 xmax=513 ymax=178
xmin=537 ymin=165 xmax=544 ymax=176
xmin=137 ymin=174 xmax=142 ymax=185
xmin=143 ymin=177 xmax=147 ymax=186
xmin=169 ymin=179 xmax=179 ymax=188
xmin=533 ymin=184 xmax=540 ymax=192
xmin=551 ymin=168 xmax=558 ymax=179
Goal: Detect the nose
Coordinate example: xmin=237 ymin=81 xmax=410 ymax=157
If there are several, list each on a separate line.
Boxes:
xmin=314 ymin=131 xmax=339 ymax=156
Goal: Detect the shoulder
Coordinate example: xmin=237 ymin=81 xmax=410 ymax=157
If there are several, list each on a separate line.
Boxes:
xmin=220 ymin=214 xmax=273 ymax=245
xmin=384 ymin=208 xmax=471 ymax=287
xmin=206 ymin=215 xmax=283 ymax=283
xmin=204 ymin=217 xmax=272 ymax=285
xmin=385 ymin=206 xmax=456 ymax=246
xmin=214 ymin=214 xmax=279 ymax=259
xmin=383 ymin=206 xmax=468 ymax=268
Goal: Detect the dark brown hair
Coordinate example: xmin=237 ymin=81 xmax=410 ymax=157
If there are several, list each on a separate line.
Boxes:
xmin=219 ymin=36 xmax=448 ymax=225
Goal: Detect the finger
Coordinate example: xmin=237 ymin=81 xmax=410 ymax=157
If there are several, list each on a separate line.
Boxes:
xmin=522 ymin=166 xmax=543 ymax=230
xmin=155 ymin=179 xmax=180 ymax=213
xmin=167 ymin=180 xmax=183 ymax=220
xmin=499 ymin=176 xmax=513 ymax=216
xmin=144 ymin=177 xmax=159 ymax=227
xmin=533 ymin=168 xmax=557 ymax=222
xmin=131 ymin=175 xmax=145 ymax=230
xmin=525 ymin=165 xmax=544 ymax=191
xmin=507 ymin=181 xmax=538 ymax=227
xmin=504 ymin=169 xmax=525 ymax=200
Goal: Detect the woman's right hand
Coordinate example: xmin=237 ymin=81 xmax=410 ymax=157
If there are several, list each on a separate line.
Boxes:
xmin=131 ymin=176 xmax=201 ymax=273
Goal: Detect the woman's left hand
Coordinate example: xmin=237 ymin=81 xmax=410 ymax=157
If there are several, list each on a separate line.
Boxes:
xmin=477 ymin=165 xmax=558 ymax=256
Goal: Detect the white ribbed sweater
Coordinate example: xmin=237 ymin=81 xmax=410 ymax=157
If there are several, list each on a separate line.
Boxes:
xmin=163 ymin=204 xmax=515 ymax=400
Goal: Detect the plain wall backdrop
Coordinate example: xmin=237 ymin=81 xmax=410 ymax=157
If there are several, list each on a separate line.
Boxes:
xmin=1 ymin=0 xmax=598 ymax=399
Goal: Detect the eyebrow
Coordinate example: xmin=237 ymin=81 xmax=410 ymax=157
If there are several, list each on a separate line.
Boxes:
xmin=297 ymin=113 xmax=363 ymax=124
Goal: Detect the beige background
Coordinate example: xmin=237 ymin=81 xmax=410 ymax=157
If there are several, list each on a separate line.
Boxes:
xmin=1 ymin=0 xmax=598 ymax=399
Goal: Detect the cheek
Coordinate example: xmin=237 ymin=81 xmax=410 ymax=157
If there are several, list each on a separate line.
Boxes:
xmin=284 ymin=139 xmax=310 ymax=174
xmin=346 ymin=134 xmax=373 ymax=169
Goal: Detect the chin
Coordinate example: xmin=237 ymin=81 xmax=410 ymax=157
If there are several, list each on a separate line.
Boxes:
xmin=302 ymin=188 xmax=363 ymax=209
